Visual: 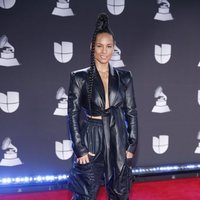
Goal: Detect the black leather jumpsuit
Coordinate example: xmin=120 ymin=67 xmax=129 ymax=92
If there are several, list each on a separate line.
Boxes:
xmin=67 ymin=65 xmax=138 ymax=200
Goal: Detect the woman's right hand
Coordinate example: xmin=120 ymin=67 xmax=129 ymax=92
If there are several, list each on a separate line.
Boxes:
xmin=77 ymin=152 xmax=95 ymax=164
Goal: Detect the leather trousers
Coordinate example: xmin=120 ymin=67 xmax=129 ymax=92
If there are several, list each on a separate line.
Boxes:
xmin=67 ymin=118 xmax=132 ymax=200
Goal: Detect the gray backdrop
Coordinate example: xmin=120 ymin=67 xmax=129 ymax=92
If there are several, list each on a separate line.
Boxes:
xmin=0 ymin=0 xmax=200 ymax=179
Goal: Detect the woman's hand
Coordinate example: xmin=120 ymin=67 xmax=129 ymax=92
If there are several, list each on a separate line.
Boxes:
xmin=126 ymin=151 xmax=134 ymax=159
xmin=77 ymin=152 xmax=95 ymax=164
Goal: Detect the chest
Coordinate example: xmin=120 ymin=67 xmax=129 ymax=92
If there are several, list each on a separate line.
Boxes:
xmin=81 ymin=69 xmax=126 ymax=111
xmin=98 ymin=71 xmax=109 ymax=109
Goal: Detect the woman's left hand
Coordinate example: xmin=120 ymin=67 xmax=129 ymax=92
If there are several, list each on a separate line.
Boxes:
xmin=126 ymin=151 xmax=134 ymax=159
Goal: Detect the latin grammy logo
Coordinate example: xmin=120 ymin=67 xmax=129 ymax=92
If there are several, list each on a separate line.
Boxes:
xmin=53 ymin=87 xmax=68 ymax=116
xmin=52 ymin=0 xmax=74 ymax=17
xmin=154 ymin=0 xmax=174 ymax=21
xmin=54 ymin=41 xmax=73 ymax=63
xmin=55 ymin=140 xmax=73 ymax=160
xmin=0 ymin=0 xmax=16 ymax=9
xmin=152 ymin=135 xmax=169 ymax=154
xmin=155 ymin=44 xmax=171 ymax=64
xmin=0 ymin=91 xmax=19 ymax=113
xmin=194 ymin=130 xmax=200 ymax=154
xmin=0 ymin=35 xmax=20 ymax=67
xmin=0 ymin=137 xmax=22 ymax=166
xmin=198 ymin=90 xmax=200 ymax=106
xmin=152 ymin=86 xmax=171 ymax=113
xmin=107 ymin=0 xmax=125 ymax=15
xmin=109 ymin=44 xmax=125 ymax=68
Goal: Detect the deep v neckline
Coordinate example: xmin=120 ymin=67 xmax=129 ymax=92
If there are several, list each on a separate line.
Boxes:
xmin=96 ymin=67 xmax=110 ymax=110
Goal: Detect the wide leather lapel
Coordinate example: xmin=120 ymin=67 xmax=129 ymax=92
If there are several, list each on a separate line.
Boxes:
xmin=94 ymin=67 xmax=105 ymax=106
xmin=93 ymin=65 xmax=119 ymax=109
xmin=109 ymin=65 xmax=118 ymax=106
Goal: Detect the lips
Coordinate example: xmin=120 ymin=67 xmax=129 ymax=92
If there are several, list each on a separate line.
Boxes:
xmin=100 ymin=55 xmax=107 ymax=59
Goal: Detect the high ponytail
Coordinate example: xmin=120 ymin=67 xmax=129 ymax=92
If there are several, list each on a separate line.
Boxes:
xmin=87 ymin=13 xmax=114 ymax=113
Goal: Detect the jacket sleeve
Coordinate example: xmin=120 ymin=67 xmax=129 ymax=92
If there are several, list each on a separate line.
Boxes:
xmin=67 ymin=72 xmax=88 ymax=158
xmin=124 ymin=71 xmax=138 ymax=154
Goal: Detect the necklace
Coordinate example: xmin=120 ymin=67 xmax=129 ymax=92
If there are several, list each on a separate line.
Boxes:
xmin=97 ymin=67 xmax=109 ymax=73
xmin=98 ymin=70 xmax=108 ymax=73
xmin=98 ymin=70 xmax=109 ymax=78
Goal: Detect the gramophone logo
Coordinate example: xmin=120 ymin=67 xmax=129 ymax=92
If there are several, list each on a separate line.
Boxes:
xmin=55 ymin=140 xmax=73 ymax=160
xmin=0 ymin=35 xmax=20 ymax=67
xmin=109 ymin=44 xmax=125 ymax=68
xmin=107 ymin=0 xmax=125 ymax=15
xmin=0 ymin=137 xmax=22 ymax=166
xmin=194 ymin=130 xmax=200 ymax=154
xmin=198 ymin=90 xmax=200 ymax=106
xmin=53 ymin=87 xmax=68 ymax=116
xmin=0 ymin=0 xmax=16 ymax=9
xmin=155 ymin=44 xmax=171 ymax=64
xmin=152 ymin=135 xmax=169 ymax=154
xmin=0 ymin=91 xmax=19 ymax=113
xmin=54 ymin=41 xmax=73 ymax=63
xmin=152 ymin=86 xmax=171 ymax=113
xmin=52 ymin=0 xmax=74 ymax=17
xmin=154 ymin=0 xmax=173 ymax=21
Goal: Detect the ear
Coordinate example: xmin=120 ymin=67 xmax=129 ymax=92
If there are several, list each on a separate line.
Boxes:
xmin=113 ymin=44 xmax=116 ymax=52
xmin=90 ymin=43 xmax=92 ymax=50
xmin=113 ymin=40 xmax=116 ymax=52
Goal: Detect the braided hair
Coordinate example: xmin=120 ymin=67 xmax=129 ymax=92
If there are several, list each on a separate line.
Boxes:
xmin=87 ymin=13 xmax=114 ymax=113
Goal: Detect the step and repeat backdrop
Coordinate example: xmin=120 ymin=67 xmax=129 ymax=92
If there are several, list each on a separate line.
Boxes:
xmin=0 ymin=0 xmax=200 ymax=179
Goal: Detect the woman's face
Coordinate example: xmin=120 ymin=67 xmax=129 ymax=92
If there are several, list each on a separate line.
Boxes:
xmin=94 ymin=32 xmax=114 ymax=66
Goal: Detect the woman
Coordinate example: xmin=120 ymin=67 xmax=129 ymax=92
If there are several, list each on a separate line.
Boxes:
xmin=67 ymin=13 xmax=138 ymax=200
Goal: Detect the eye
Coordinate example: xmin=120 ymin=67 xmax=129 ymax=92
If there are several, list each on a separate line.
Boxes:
xmin=95 ymin=43 xmax=102 ymax=47
xmin=96 ymin=45 xmax=102 ymax=48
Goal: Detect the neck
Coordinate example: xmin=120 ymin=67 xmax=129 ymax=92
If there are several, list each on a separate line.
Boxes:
xmin=95 ymin=63 xmax=109 ymax=72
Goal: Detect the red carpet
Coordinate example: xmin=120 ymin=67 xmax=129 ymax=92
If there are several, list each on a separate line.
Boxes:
xmin=0 ymin=177 xmax=200 ymax=200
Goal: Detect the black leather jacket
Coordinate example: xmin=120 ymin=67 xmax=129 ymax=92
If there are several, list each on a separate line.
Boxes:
xmin=68 ymin=65 xmax=138 ymax=179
